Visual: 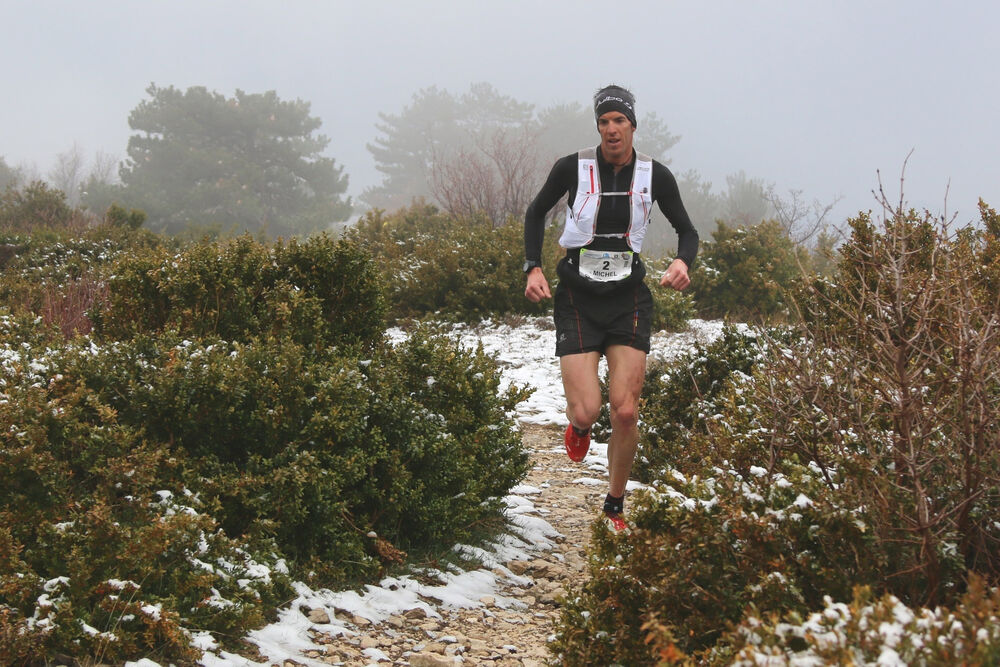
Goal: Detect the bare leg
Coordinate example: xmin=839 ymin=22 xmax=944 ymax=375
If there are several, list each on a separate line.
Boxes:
xmin=559 ymin=351 xmax=603 ymax=431
xmin=604 ymin=345 xmax=647 ymax=497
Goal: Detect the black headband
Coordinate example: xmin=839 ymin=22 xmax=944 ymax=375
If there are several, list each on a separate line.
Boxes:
xmin=594 ymin=86 xmax=637 ymax=128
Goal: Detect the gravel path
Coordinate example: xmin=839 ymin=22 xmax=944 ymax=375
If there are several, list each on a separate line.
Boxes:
xmin=292 ymin=422 xmax=600 ymax=667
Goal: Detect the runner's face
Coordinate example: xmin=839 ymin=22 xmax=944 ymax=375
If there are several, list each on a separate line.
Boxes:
xmin=597 ymin=111 xmax=634 ymax=165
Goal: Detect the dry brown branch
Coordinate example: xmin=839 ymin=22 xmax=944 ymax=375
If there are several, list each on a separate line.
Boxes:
xmin=759 ymin=172 xmax=1000 ymax=604
xmin=40 ymin=275 xmax=108 ymax=339
xmin=429 ymin=126 xmax=544 ymax=227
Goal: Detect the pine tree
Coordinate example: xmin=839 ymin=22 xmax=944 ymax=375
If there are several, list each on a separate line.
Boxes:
xmin=120 ymin=84 xmax=351 ymax=237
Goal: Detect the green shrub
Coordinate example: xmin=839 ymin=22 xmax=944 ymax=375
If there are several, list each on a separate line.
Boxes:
xmin=643 ymin=257 xmax=698 ymax=332
xmin=346 ymin=203 xmax=561 ymax=323
xmin=345 ymin=203 xmax=696 ymax=328
xmin=104 ymin=202 xmax=147 ymax=230
xmin=32 ymin=322 xmax=529 ymax=581
xmin=690 ymin=219 xmax=807 ymax=322
xmin=651 ymin=288 xmax=696 ymax=333
xmin=364 ymin=326 xmax=532 ymax=543
xmin=0 ymin=181 xmax=84 ymax=233
xmin=0 ymin=226 xmax=168 ymax=338
xmin=0 ymin=332 xmax=290 ymax=662
xmin=91 ymin=232 xmax=386 ymax=349
xmin=551 ymin=459 xmax=874 ymax=664
xmin=636 ymin=325 xmax=768 ymax=481
xmin=0 ymin=316 xmax=531 ymax=660
xmin=272 ymin=232 xmax=387 ymax=347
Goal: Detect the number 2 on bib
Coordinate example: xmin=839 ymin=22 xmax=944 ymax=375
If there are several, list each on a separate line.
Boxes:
xmin=578 ymin=250 xmax=633 ymax=282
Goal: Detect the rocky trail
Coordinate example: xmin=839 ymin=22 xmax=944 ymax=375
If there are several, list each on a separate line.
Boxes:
xmin=279 ymin=422 xmax=602 ymax=667
xmin=228 ymin=321 xmax=723 ymax=667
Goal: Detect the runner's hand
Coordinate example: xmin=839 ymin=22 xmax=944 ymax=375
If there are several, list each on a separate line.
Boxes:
xmin=659 ymin=259 xmax=690 ymax=291
xmin=524 ymin=267 xmax=552 ymax=302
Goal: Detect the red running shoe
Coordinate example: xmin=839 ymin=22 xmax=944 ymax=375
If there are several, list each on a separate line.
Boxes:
xmin=604 ymin=511 xmax=629 ymax=533
xmin=564 ymin=424 xmax=591 ymax=462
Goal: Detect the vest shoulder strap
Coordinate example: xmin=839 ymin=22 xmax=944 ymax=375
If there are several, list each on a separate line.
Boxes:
xmin=578 ymin=147 xmax=652 ymax=164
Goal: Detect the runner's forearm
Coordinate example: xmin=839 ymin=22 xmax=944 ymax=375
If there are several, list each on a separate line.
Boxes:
xmin=652 ymin=162 xmax=699 ymax=267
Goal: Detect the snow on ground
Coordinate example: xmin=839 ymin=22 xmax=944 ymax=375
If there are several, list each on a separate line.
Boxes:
xmin=184 ymin=319 xmax=723 ymax=667
xmin=426 ymin=317 xmax=724 ymax=427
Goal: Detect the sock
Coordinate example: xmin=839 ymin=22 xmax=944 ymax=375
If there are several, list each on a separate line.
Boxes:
xmin=603 ymin=493 xmax=624 ymax=515
xmin=572 ymin=425 xmax=590 ymax=437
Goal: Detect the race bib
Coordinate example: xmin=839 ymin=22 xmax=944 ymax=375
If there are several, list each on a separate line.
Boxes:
xmin=578 ymin=249 xmax=633 ymax=282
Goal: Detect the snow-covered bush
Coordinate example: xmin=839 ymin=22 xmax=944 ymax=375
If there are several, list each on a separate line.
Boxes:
xmin=635 ymin=324 xmax=770 ymax=480
xmin=0 ymin=227 xmax=532 ymax=662
xmin=551 ymin=452 xmax=876 ymax=663
xmin=723 ymin=577 xmax=1000 ymax=666
xmin=554 ymin=200 xmax=1000 ymax=665
xmin=759 ymin=201 xmax=1000 ymax=604
xmin=0 ymin=323 xmax=529 ymax=661
xmin=0 ymin=321 xmax=290 ymax=662
xmin=25 ymin=321 xmax=530 ymax=572
xmin=0 ymin=225 xmax=164 ymax=338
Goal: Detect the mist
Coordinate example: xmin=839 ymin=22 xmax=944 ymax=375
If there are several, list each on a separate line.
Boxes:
xmin=4 ymin=0 xmax=998 ymax=227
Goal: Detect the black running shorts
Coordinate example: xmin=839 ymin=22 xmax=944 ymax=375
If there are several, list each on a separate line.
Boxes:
xmin=553 ymin=281 xmax=653 ymax=356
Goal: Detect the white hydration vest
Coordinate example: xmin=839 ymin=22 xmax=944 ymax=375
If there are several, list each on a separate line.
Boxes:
xmin=558 ymin=147 xmax=654 ymax=253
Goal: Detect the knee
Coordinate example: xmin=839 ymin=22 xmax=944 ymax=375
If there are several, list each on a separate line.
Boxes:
xmin=567 ymin=400 xmax=602 ymax=430
xmin=610 ymin=400 xmax=639 ymax=429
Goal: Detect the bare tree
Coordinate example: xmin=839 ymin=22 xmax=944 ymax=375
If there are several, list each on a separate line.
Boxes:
xmin=759 ymin=182 xmax=1000 ymax=605
xmin=764 ymin=185 xmax=843 ymax=246
xmin=429 ymin=126 xmax=545 ymax=227
xmin=48 ymin=143 xmax=87 ymax=206
xmin=88 ymin=150 xmax=119 ymax=185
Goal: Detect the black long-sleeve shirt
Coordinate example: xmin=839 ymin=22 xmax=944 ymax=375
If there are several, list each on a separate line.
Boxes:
xmin=524 ymin=147 xmax=698 ymax=291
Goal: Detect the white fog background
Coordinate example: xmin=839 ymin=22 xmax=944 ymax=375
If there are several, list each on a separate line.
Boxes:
xmin=3 ymin=0 xmax=998 ymax=227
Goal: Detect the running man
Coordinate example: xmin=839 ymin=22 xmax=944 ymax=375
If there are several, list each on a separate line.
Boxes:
xmin=523 ymin=84 xmax=698 ymax=531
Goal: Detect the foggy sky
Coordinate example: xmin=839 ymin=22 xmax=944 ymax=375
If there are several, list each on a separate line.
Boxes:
xmin=4 ymin=0 xmax=998 ymax=227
